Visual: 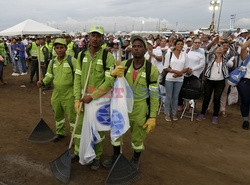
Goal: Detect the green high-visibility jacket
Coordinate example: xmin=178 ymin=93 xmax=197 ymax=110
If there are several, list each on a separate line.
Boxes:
xmin=74 ymin=48 xmax=115 ymax=100
xmin=43 ymin=54 xmax=77 ymax=99
xmin=121 ymin=59 xmax=160 ymax=119
xmin=66 ymin=41 xmax=75 ymax=58
xmin=0 ymin=43 xmax=6 ymax=65
xmin=30 ymin=42 xmax=39 ymax=57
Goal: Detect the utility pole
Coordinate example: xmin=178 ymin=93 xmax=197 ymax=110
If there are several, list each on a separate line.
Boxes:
xmin=217 ymin=0 xmax=223 ymax=33
xmin=209 ymin=0 xmax=220 ymax=32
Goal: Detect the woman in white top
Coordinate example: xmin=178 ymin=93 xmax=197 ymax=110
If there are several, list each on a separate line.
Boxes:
xmin=163 ymin=39 xmax=189 ymax=121
xmin=178 ymin=38 xmax=205 ymax=108
xmin=237 ymin=39 xmax=250 ymax=129
xmin=197 ymin=47 xmax=229 ymax=124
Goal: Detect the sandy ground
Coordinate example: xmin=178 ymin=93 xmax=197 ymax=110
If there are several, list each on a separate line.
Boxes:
xmin=1 ymin=64 xmax=250 ymax=185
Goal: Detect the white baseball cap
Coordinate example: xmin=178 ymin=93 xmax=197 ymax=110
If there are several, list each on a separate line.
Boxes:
xmin=147 ymin=40 xmax=153 ymax=46
xmin=240 ymin=29 xmax=248 ymax=34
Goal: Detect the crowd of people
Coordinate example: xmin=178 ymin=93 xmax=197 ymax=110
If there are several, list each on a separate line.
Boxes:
xmin=0 ymin=26 xmax=250 ymax=174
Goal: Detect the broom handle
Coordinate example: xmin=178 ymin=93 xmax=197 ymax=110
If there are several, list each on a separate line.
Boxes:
xmin=68 ymin=60 xmax=93 ymax=149
xmin=120 ymin=136 xmax=123 ymax=154
xmin=38 ymin=45 xmax=42 ymax=118
xmin=117 ymin=44 xmax=122 ymax=66
xmin=117 ymin=43 xmax=123 ymax=153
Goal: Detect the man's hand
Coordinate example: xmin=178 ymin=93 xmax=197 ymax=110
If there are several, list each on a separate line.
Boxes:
xmin=37 ymin=80 xmax=43 ymax=88
xmin=143 ymin=118 xmax=156 ymax=134
xmin=81 ymin=94 xmax=93 ymax=104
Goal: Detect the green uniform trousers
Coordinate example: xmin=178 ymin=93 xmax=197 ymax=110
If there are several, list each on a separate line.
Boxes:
xmin=51 ymin=92 xmax=76 ymax=136
xmin=112 ymin=102 xmax=148 ymax=152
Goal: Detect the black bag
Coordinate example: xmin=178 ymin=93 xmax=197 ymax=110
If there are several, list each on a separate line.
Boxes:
xmin=159 ymin=52 xmax=172 ymax=86
xmin=181 ymin=76 xmax=202 ymax=100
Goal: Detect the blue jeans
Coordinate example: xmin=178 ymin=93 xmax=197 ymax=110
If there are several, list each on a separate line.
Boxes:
xmin=11 ymin=55 xmax=23 ymax=73
xmin=164 ymin=80 xmax=183 ymax=115
xmin=20 ymin=57 xmax=27 ymax=73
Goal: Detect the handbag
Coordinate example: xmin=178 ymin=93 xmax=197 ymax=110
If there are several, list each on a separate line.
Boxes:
xmin=181 ymin=76 xmax=202 ymax=99
xmin=159 ymin=52 xmax=172 ymax=86
xmin=228 ymin=55 xmax=250 ymax=86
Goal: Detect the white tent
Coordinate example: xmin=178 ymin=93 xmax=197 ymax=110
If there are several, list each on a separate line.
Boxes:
xmin=0 ymin=19 xmax=62 ymax=36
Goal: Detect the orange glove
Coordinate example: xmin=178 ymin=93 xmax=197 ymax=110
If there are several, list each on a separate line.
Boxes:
xmin=143 ymin=118 xmax=156 ymax=134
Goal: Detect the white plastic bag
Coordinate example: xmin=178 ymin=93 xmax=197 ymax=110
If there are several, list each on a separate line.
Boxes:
xmin=92 ymin=97 xmax=111 ymax=131
xmin=110 ymin=77 xmax=134 ymax=142
xmin=228 ymin=86 xmax=238 ymax=105
xmin=79 ymin=97 xmax=111 ymax=165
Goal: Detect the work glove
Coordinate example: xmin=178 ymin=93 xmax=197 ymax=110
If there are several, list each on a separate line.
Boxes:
xmin=74 ymin=100 xmax=83 ymax=115
xmin=143 ymin=118 xmax=156 ymax=134
xmin=111 ymin=65 xmax=126 ymax=77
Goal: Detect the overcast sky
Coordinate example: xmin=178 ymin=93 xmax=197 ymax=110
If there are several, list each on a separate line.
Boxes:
xmin=0 ymin=0 xmax=249 ymax=33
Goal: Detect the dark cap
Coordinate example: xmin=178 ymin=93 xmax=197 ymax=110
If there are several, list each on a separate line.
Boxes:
xmin=130 ymin=35 xmax=147 ymax=48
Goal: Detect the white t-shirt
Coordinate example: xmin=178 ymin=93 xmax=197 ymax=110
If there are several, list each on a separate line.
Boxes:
xmin=234 ymin=32 xmax=240 ymax=38
xmin=22 ymin=39 xmax=28 ymax=46
xmin=208 ymin=62 xmax=224 ymax=80
xmin=112 ymin=49 xmax=121 ymax=61
xmin=145 ymin=47 xmax=163 ymax=73
xmin=161 ymin=45 xmax=169 ymax=51
xmin=187 ymin=48 xmax=205 ymax=78
xmin=163 ymin=51 xmax=189 ymax=82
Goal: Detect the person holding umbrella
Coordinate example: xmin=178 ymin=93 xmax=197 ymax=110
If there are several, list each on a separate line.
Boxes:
xmin=37 ymin=38 xmax=77 ymax=142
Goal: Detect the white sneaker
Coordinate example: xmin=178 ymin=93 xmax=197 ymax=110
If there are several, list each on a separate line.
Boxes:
xmin=165 ymin=115 xmax=172 ymax=122
xmin=12 ymin=72 xmax=20 ymax=76
xmin=172 ymin=115 xmax=178 ymax=121
xmin=21 ymin=72 xmax=27 ymax=76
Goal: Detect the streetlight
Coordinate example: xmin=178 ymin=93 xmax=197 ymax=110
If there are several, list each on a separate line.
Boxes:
xmin=209 ymin=0 xmax=220 ymax=32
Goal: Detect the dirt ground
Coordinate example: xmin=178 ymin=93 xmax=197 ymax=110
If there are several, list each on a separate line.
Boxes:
xmin=1 ymin=64 xmax=250 ymax=185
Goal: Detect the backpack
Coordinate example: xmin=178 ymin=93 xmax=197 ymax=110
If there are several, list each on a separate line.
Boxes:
xmin=124 ymin=59 xmax=156 ymax=118
xmin=51 ymin=55 xmax=74 ymax=79
xmin=79 ymin=49 xmax=108 ymax=70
